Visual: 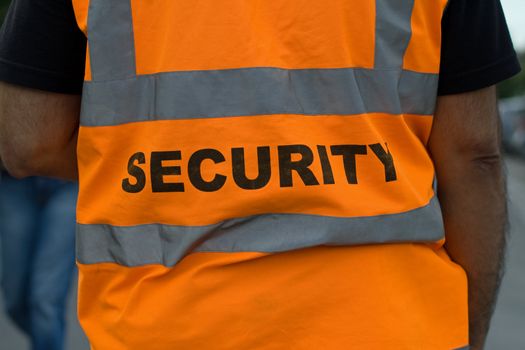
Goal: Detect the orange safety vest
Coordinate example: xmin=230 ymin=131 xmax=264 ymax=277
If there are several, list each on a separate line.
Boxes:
xmin=72 ymin=0 xmax=469 ymax=349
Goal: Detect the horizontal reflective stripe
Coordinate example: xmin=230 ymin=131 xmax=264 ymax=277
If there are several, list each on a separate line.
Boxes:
xmin=76 ymin=196 xmax=444 ymax=267
xmin=80 ymin=68 xmax=438 ymax=127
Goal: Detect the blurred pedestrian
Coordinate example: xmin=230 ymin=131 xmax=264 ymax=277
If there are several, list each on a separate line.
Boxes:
xmin=0 ymin=170 xmax=77 ymax=350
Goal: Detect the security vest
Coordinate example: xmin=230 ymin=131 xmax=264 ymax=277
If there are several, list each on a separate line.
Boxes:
xmin=72 ymin=0 xmax=469 ymax=349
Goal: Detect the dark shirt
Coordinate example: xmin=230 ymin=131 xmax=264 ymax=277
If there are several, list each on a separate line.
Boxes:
xmin=0 ymin=0 xmax=520 ymax=95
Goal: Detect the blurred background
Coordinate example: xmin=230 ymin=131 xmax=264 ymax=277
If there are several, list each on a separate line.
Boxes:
xmin=0 ymin=0 xmax=524 ymax=349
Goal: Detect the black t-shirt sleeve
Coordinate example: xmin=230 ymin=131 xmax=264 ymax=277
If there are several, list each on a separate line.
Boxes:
xmin=0 ymin=0 xmax=86 ymax=94
xmin=438 ymin=0 xmax=521 ymax=95
xmin=0 ymin=0 xmax=520 ymax=96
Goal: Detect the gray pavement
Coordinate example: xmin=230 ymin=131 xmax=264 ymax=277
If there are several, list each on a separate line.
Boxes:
xmin=0 ymin=156 xmax=525 ymax=349
xmin=485 ymin=156 xmax=525 ymax=349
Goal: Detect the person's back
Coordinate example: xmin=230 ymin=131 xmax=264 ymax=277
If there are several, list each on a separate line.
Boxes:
xmin=72 ymin=1 xmax=466 ymax=348
xmin=0 ymin=0 xmax=521 ymax=349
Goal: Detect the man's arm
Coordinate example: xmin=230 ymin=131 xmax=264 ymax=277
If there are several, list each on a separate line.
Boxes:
xmin=429 ymin=86 xmax=507 ymax=349
xmin=0 ymin=81 xmax=80 ymax=180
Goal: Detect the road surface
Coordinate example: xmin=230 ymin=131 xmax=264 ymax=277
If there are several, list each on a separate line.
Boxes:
xmin=1 ymin=156 xmax=525 ymax=349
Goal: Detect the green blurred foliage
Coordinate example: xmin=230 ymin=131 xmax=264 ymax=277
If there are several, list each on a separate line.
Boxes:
xmin=498 ymin=52 xmax=525 ymax=99
xmin=0 ymin=0 xmax=10 ymax=25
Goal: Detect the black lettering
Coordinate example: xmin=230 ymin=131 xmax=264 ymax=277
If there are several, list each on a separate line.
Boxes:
xmin=317 ymin=145 xmax=335 ymax=185
xmin=232 ymin=147 xmax=271 ymax=190
xmin=369 ymin=143 xmax=397 ymax=182
xmin=330 ymin=145 xmax=367 ymax=184
xmin=122 ymin=152 xmax=146 ymax=193
xmin=188 ymin=149 xmax=227 ymax=192
xmin=151 ymin=151 xmax=185 ymax=193
xmin=278 ymin=145 xmax=320 ymax=187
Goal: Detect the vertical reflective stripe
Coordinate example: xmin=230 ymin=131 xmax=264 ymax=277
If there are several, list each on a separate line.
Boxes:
xmin=85 ymin=0 xmax=417 ymax=77
xmin=85 ymin=0 xmax=417 ymax=79
xmin=374 ymin=0 xmax=415 ymax=68
xmin=87 ymin=0 xmax=136 ymax=81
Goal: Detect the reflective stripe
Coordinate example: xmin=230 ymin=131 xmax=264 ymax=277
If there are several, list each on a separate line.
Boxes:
xmin=88 ymin=0 xmax=136 ymax=80
xmin=374 ymin=0 xmax=415 ymax=68
xmin=85 ymin=0 xmax=416 ymax=79
xmin=83 ymin=1 xmax=431 ymax=126
xmin=454 ymin=347 xmax=469 ymax=350
xmin=76 ymin=196 xmax=444 ymax=267
xmin=80 ymin=68 xmax=438 ymax=126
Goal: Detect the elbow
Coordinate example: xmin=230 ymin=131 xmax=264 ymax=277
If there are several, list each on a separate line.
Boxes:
xmin=453 ymin=142 xmax=505 ymax=178
xmin=469 ymin=152 xmax=504 ymax=175
xmin=452 ymin=135 xmax=504 ymax=172
xmin=0 ymin=140 xmax=45 ymax=179
xmin=433 ymin=139 xmax=505 ymax=178
xmin=0 ymin=134 xmax=77 ymax=179
xmin=465 ymin=139 xmax=503 ymax=172
xmin=1 ymin=153 xmax=35 ymax=179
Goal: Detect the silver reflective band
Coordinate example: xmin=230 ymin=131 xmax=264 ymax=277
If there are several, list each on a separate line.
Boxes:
xmin=374 ymin=0 xmax=415 ymax=68
xmin=84 ymin=0 xmax=428 ymax=126
xmin=77 ymin=196 xmax=444 ymax=267
xmin=80 ymin=67 xmax=438 ymax=127
xmin=86 ymin=0 xmax=416 ymax=80
xmin=88 ymin=0 xmax=136 ymax=80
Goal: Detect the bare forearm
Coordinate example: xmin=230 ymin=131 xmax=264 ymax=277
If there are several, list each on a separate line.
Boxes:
xmin=27 ymin=129 xmax=78 ymax=181
xmin=0 ymin=124 xmax=78 ymax=180
xmin=0 ymin=82 xmax=80 ymax=181
xmin=430 ymin=87 xmax=507 ymax=349
xmin=436 ymin=155 xmax=507 ymax=349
